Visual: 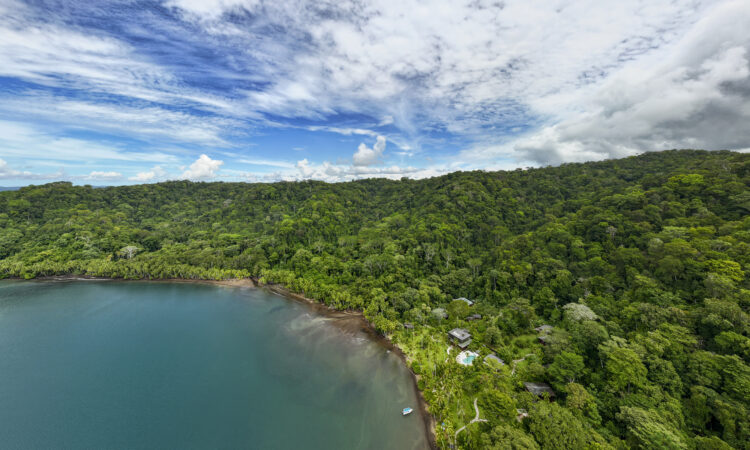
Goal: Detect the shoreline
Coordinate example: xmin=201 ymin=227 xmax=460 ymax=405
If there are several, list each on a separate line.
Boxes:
xmin=262 ymin=281 xmax=437 ymax=449
xmin=4 ymin=275 xmax=438 ymax=449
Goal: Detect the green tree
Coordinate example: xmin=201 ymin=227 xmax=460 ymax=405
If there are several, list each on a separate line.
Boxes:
xmin=617 ymin=406 xmax=687 ymax=449
xmin=564 ymin=383 xmax=601 ymax=425
xmin=480 ymin=390 xmax=516 ymax=425
xmin=527 ymin=402 xmax=609 ymax=450
xmin=480 ymin=424 xmax=539 ymax=450
xmin=548 ymin=352 xmax=585 ymax=389
xmin=599 ymin=339 xmax=647 ymax=394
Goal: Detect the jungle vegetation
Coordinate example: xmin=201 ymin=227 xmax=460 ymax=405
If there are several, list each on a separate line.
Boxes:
xmin=1 ymin=149 xmax=749 ymax=449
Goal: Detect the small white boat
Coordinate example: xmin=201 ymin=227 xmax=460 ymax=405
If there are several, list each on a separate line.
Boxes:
xmin=402 ymin=407 xmax=413 ymax=416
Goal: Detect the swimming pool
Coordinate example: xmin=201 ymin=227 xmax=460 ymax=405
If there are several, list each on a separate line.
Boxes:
xmin=456 ymin=350 xmax=479 ymax=366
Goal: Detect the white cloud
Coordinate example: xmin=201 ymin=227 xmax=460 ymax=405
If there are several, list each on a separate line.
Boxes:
xmin=0 ymin=158 xmax=62 ymax=180
xmin=0 ymin=120 xmax=177 ymax=163
xmin=237 ymin=159 xmax=295 ymax=168
xmin=170 ymin=1 xmax=719 ymax=131
xmin=129 ymin=166 xmax=168 ymax=182
xmin=505 ymin=1 xmax=750 ymax=165
xmin=306 ymin=126 xmax=378 ymax=137
xmin=0 ymin=158 xmax=31 ymax=179
xmin=167 ymin=0 xmax=750 ymax=165
xmin=0 ymin=7 xmax=167 ymax=103
xmin=85 ymin=171 xmax=123 ymax=181
xmin=450 ymin=0 xmax=750 ymax=166
xmin=260 ymin=156 xmax=445 ymax=182
xmin=295 ymin=158 xmax=313 ymax=177
xmin=181 ymin=154 xmax=224 ymax=180
xmin=2 ymin=0 xmax=749 ymax=177
xmin=0 ymin=1 xmax=244 ymax=116
xmin=0 ymin=95 xmax=236 ymax=146
xmin=353 ymin=135 xmax=387 ymax=166
xmin=165 ymin=0 xmax=261 ymax=20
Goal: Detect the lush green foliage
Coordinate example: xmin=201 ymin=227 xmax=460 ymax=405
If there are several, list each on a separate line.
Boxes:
xmin=2 ymin=150 xmax=749 ymax=449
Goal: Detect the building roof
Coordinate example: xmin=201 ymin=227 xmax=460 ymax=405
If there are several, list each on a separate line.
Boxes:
xmin=448 ymin=328 xmax=471 ymax=341
xmin=454 ymin=297 xmax=475 ymax=306
xmin=403 ymin=323 xmax=414 ymax=329
xmin=523 ymin=382 xmax=556 ymax=398
xmin=485 ymin=354 xmax=505 ymax=365
xmin=466 ymin=313 xmax=482 ymax=321
xmin=534 ymin=325 xmax=553 ymax=333
xmin=432 ymin=308 xmax=448 ymax=319
xmin=538 ymin=334 xmax=553 ymax=344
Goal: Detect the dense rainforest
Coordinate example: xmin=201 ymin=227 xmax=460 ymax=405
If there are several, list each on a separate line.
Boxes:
xmin=1 ymin=149 xmax=749 ymax=449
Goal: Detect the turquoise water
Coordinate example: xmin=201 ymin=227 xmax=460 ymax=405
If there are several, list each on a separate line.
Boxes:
xmin=463 ymin=354 xmax=476 ymax=365
xmin=0 ymin=280 xmax=428 ymax=449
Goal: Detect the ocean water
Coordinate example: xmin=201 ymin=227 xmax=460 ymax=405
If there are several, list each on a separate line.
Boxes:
xmin=0 ymin=280 xmax=428 ymax=449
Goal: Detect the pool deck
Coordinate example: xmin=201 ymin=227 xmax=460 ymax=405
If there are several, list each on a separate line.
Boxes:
xmin=456 ymin=350 xmax=479 ymax=366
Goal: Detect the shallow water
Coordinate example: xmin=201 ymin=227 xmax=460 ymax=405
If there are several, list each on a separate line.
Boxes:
xmin=0 ymin=280 xmax=428 ymax=449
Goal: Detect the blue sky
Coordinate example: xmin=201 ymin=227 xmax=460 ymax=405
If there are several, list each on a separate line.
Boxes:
xmin=0 ymin=0 xmax=749 ymax=185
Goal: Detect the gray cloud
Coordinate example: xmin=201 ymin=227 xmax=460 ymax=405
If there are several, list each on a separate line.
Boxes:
xmin=437 ymin=0 xmax=750 ymax=166
xmin=509 ymin=1 xmax=750 ymax=165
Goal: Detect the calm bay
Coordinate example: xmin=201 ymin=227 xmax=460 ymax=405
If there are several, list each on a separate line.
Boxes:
xmin=0 ymin=280 xmax=429 ymax=449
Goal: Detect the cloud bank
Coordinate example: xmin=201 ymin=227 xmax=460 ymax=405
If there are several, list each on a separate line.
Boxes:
xmin=0 ymin=0 xmax=748 ymax=183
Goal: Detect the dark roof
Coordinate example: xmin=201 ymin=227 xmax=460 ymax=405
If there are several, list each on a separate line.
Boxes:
xmin=538 ymin=334 xmax=552 ymax=344
xmin=523 ymin=382 xmax=556 ymax=398
xmin=448 ymin=328 xmax=471 ymax=340
xmin=466 ymin=314 xmax=482 ymax=321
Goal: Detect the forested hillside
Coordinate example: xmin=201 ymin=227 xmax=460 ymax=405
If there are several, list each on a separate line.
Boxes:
xmin=2 ymin=150 xmax=749 ymax=449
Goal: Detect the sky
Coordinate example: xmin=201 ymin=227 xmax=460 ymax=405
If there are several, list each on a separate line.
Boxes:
xmin=0 ymin=0 xmax=749 ymax=185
